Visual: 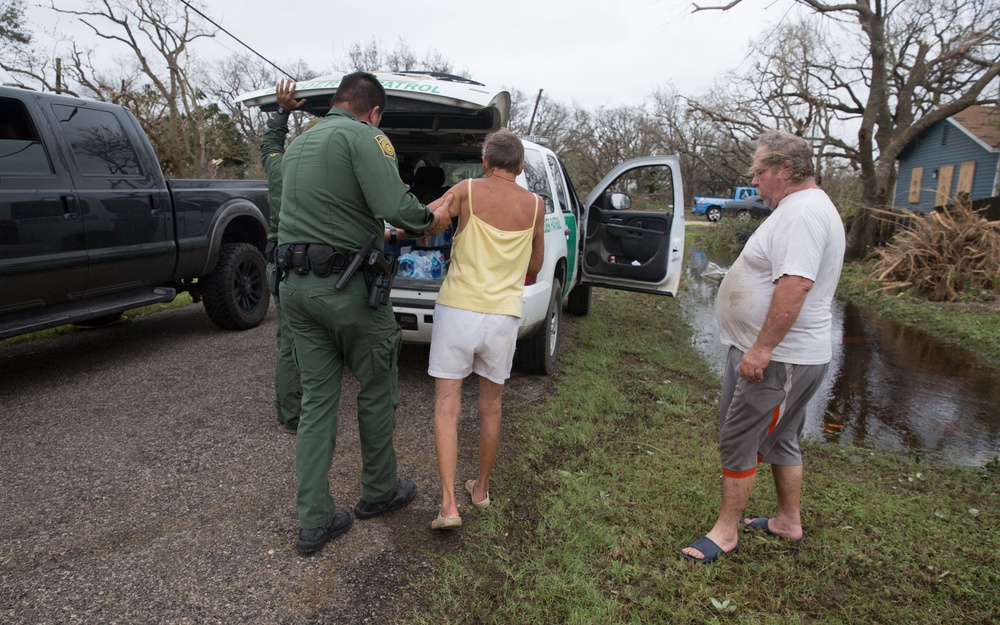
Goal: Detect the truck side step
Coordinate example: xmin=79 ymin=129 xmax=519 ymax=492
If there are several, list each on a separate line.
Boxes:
xmin=0 ymin=287 xmax=177 ymax=340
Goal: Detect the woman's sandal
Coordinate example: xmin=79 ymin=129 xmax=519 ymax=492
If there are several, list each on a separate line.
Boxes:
xmin=465 ymin=479 xmax=490 ymax=508
xmin=430 ymin=513 xmax=462 ymax=530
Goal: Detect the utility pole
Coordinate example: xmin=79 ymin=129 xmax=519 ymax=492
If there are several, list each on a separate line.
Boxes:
xmin=527 ymin=88 xmax=543 ymax=135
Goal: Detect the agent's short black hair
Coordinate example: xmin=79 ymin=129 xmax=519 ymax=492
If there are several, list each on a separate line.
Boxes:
xmin=332 ymin=72 xmax=387 ymax=116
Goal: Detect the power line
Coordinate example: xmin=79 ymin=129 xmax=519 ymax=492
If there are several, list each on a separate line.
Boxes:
xmin=179 ymin=0 xmax=298 ymax=81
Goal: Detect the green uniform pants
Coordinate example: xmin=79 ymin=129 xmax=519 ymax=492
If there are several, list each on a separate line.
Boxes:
xmin=268 ymin=262 xmax=302 ymax=427
xmin=280 ymin=270 xmax=402 ymax=529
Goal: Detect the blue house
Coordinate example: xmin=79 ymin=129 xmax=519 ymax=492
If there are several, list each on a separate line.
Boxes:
xmin=894 ymin=105 xmax=1000 ymax=212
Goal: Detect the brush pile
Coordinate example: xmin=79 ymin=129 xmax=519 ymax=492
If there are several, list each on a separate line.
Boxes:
xmin=871 ymin=201 xmax=1000 ymax=302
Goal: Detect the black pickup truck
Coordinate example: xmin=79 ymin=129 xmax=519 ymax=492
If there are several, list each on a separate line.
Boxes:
xmin=0 ymin=86 xmax=271 ymax=340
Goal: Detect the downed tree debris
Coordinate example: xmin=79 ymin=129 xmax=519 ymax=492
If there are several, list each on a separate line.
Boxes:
xmin=870 ymin=201 xmax=1000 ymax=302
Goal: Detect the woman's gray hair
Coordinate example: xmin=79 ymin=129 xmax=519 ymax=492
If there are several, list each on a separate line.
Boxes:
xmin=753 ymin=131 xmax=815 ymax=182
xmin=482 ymin=128 xmax=523 ymax=174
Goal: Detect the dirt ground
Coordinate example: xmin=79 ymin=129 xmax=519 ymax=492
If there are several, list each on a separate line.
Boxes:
xmin=0 ymin=303 xmax=557 ymax=624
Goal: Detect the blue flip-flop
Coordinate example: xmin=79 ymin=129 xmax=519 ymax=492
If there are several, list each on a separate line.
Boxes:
xmin=743 ymin=517 xmax=806 ymax=543
xmin=681 ymin=536 xmax=739 ymax=564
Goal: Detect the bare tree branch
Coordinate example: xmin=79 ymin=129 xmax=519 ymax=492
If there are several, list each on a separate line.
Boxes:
xmin=688 ymin=0 xmax=1000 ymax=258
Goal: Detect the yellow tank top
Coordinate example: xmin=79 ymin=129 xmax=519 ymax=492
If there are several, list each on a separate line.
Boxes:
xmin=436 ymin=179 xmax=539 ymax=317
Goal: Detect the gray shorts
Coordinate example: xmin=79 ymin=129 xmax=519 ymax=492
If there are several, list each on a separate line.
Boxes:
xmin=427 ymin=304 xmax=520 ymax=384
xmin=718 ymin=346 xmax=827 ymax=477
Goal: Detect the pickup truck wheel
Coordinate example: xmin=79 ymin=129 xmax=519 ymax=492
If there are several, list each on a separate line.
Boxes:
xmin=514 ymin=278 xmax=562 ymax=375
xmin=201 ymin=242 xmax=270 ymax=330
xmin=565 ymin=283 xmax=591 ymax=316
xmin=706 ymin=206 xmax=722 ymax=222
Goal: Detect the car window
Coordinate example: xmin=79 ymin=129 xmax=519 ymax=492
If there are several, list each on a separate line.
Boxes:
xmin=599 ymin=165 xmax=676 ymax=212
xmin=0 ymin=98 xmax=53 ymax=175
xmin=522 ymin=148 xmax=555 ymax=214
xmin=545 ymin=154 xmax=568 ymax=214
xmin=52 ymin=104 xmax=143 ymax=177
xmin=557 ymin=159 xmax=584 ymax=219
xmin=441 ymin=160 xmax=485 ymax=186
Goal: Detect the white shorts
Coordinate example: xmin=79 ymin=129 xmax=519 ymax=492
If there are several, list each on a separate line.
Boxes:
xmin=427 ymin=304 xmax=520 ymax=384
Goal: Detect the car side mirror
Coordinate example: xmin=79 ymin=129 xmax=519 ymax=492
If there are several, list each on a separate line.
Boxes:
xmin=609 ymin=193 xmax=632 ymax=210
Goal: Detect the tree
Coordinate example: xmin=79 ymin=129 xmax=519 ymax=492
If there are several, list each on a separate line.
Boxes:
xmin=0 ymin=0 xmax=29 ymax=52
xmin=652 ymin=87 xmax=760 ymax=206
xmin=1 ymin=0 xmax=61 ymax=91
xmin=507 ymin=88 xmax=572 ymax=141
xmin=207 ymin=54 xmax=322 ymax=179
xmin=694 ymin=0 xmax=1000 ymax=259
xmin=344 ymin=37 xmax=456 ymax=74
xmin=559 ymin=104 xmax=666 ymax=191
xmin=4 ymin=0 xmax=267 ymax=179
xmin=54 ymin=0 xmax=225 ymax=177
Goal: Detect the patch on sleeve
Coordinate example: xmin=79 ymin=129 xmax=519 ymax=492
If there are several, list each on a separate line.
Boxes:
xmin=375 ymin=135 xmax=396 ymax=161
xmin=267 ymin=152 xmax=281 ymax=158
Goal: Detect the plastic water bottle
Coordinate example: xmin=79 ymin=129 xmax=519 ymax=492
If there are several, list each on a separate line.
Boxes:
xmin=413 ymin=254 xmax=432 ymax=279
xmin=396 ymin=253 xmax=416 ymax=278
xmin=429 ymin=251 xmax=444 ymax=279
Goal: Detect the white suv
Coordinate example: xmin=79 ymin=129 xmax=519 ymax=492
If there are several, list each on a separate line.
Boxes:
xmin=237 ymin=71 xmax=685 ymax=374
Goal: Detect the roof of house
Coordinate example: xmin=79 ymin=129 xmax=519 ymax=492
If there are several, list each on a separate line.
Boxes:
xmin=951 ymin=105 xmax=1000 ymax=149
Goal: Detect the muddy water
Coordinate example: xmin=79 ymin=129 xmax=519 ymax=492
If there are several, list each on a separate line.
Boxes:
xmin=684 ymin=246 xmax=1000 ymax=467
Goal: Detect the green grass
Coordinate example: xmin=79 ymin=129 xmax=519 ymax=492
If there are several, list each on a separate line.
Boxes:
xmin=409 ymin=289 xmax=1000 ymax=624
xmin=0 ymin=293 xmax=195 ymax=347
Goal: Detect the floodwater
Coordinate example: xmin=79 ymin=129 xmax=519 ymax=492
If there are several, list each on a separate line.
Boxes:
xmin=684 ymin=246 xmax=1000 ymax=468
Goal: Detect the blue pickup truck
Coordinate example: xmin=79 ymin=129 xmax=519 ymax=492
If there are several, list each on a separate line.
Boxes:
xmin=693 ymin=186 xmax=757 ymax=221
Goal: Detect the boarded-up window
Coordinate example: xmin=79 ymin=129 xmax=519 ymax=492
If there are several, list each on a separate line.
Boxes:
xmin=935 ymin=165 xmax=955 ymax=207
xmin=908 ymin=167 xmax=923 ymax=203
xmin=956 ymin=160 xmax=976 ymax=196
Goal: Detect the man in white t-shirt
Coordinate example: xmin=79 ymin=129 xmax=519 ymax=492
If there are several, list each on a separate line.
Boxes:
xmin=682 ymin=131 xmax=846 ymax=564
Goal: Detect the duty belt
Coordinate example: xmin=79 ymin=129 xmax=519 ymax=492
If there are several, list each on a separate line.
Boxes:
xmin=275 ymin=243 xmax=350 ymax=278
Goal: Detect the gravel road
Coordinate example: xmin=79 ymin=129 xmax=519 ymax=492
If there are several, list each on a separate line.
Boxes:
xmin=0 ymin=303 xmax=554 ymax=624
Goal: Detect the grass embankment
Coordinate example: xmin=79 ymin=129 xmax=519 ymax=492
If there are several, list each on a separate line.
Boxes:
xmin=697 ymin=211 xmax=1000 ymax=366
xmin=411 ymin=289 xmax=999 ymax=624
xmin=837 ymin=263 xmax=1000 ymax=366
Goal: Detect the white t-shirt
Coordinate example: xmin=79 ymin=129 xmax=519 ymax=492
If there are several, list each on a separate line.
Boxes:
xmin=716 ymin=187 xmax=846 ymax=365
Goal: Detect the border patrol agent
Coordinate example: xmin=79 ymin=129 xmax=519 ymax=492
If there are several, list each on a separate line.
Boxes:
xmin=277 ymin=71 xmax=450 ymax=555
xmin=261 ymin=80 xmax=305 ymax=434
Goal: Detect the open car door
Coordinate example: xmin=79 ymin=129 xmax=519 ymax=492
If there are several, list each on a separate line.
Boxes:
xmin=580 ymin=156 xmax=685 ymax=296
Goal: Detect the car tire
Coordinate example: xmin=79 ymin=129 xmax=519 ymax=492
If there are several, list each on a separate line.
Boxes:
xmin=706 ymin=206 xmax=722 ymax=222
xmin=736 ymin=209 xmax=751 ymax=222
xmin=565 ymin=283 xmax=591 ymax=316
xmin=514 ymin=278 xmax=562 ymax=375
xmin=201 ymin=242 xmax=270 ymax=330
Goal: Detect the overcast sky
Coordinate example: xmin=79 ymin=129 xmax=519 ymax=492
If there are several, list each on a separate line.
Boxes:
xmin=23 ymin=0 xmax=800 ymax=109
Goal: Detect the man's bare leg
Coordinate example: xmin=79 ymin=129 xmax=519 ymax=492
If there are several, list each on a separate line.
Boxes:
xmin=433 ymin=377 xmax=464 ymax=518
xmin=743 ymin=463 xmax=804 ymax=540
xmin=682 ymin=474 xmax=755 ymax=560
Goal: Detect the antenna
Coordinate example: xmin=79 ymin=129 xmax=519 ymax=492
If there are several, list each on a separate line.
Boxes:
xmin=179 ymin=0 xmax=298 ymax=80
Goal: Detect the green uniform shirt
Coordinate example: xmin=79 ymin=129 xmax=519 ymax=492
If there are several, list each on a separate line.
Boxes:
xmin=261 ymin=110 xmax=291 ymax=243
xmin=278 ymin=107 xmax=435 ymax=252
